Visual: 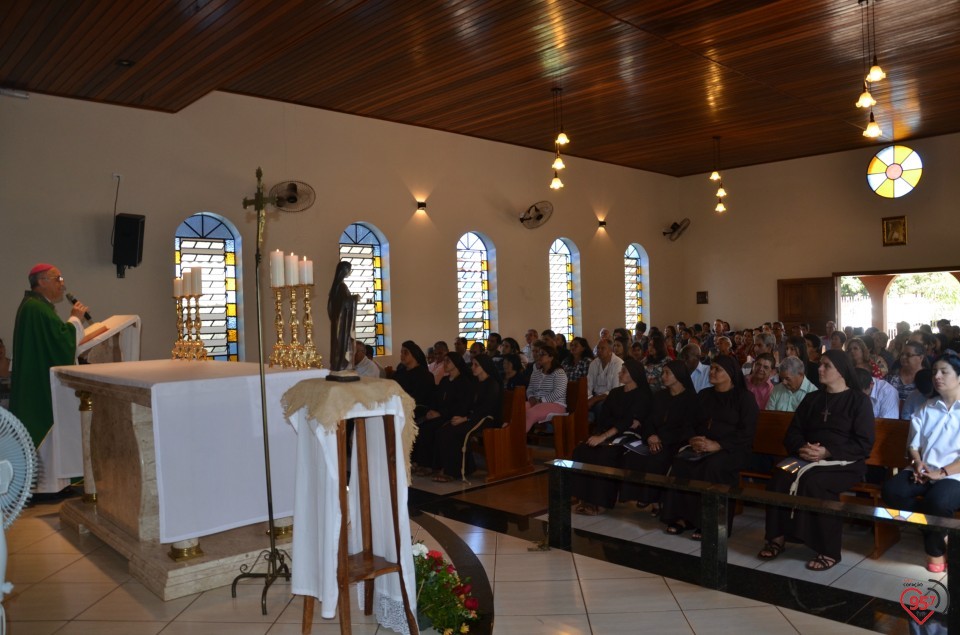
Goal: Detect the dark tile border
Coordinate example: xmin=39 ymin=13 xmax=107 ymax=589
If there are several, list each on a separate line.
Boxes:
xmin=412 ymin=510 xmax=494 ymax=635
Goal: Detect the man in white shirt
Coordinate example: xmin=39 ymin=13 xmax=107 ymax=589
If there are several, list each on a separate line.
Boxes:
xmin=586 ymin=339 xmax=622 ymax=421
xmin=680 ymin=344 xmax=711 ymax=392
xmin=856 ymin=367 xmax=900 ymax=418
xmin=353 ymin=340 xmax=383 ymax=378
xmin=521 ymin=328 xmax=538 ymax=364
xmin=428 ymin=341 xmax=449 ymax=384
xmin=767 ymin=356 xmax=818 ymax=412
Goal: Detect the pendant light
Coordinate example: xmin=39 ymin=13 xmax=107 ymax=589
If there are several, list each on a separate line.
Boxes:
xmin=710 ymin=136 xmax=728 ymax=213
xmin=863 ymin=111 xmax=882 ymax=138
xmin=864 ymin=0 xmax=885 ymax=83
xmin=549 ymin=87 xmax=569 ymax=189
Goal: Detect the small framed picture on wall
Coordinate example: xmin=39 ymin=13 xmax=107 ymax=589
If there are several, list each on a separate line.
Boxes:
xmin=881 ymin=216 xmax=907 ymax=247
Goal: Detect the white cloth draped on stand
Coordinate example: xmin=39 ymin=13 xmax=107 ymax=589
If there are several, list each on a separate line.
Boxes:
xmin=283 ymin=378 xmax=418 ymax=634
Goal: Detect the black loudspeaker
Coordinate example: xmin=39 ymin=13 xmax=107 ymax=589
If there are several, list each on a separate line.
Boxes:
xmin=112 ymin=213 xmax=145 ymax=278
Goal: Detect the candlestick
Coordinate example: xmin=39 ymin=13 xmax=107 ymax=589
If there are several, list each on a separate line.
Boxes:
xmin=302 ymin=284 xmax=322 ymax=368
xmin=269 ymin=287 xmax=285 ymax=367
xmin=287 ymin=285 xmax=301 ymax=368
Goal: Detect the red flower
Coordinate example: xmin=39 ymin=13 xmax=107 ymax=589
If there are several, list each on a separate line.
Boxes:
xmin=464 ymin=597 xmax=479 ymax=611
xmin=446 ymin=564 xmax=456 ymax=574
xmin=427 ymin=550 xmax=443 ymax=560
xmin=461 ymin=583 xmax=472 ymax=595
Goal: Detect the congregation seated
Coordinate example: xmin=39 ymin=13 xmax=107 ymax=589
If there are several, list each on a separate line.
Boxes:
xmin=432 ymin=355 xmax=504 ymax=482
xmin=612 ymin=336 xmax=631 ymax=364
xmin=679 ymin=343 xmax=710 ymax=393
xmin=353 ymin=340 xmax=383 ymax=378
xmin=621 ymin=360 xmax=705 ymax=515
xmin=661 ymin=354 xmax=758 ymax=539
xmin=561 ymin=336 xmax=593 ymax=381
xmin=802 ymin=333 xmax=824 ymax=386
xmin=766 ymin=356 xmax=817 ymax=412
xmin=411 ymin=352 xmax=475 ymax=477
xmin=881 ymin=353 xmax=960 ymax=572
xmin=523 ymin=343 xmax=567 ymax=431
xmin=784 ymin=335 xmax=819 ymax=389
xmin=758 ymin=350 xmax=875 ymax=571
xmin=570 ymin=359 xmax=653 ymax=515
xmin=393 ymin=340 xmax=435 ymax=418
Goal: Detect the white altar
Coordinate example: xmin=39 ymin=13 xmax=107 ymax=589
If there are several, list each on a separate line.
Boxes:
xmin=51 ymin=359 xmax=326 ymax=599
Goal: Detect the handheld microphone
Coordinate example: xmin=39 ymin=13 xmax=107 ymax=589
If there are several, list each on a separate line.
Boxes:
xmin=65 ymin=293 xmax=92 ymax=321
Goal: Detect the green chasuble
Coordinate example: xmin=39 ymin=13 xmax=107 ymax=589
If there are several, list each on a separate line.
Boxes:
xmin=9 ymin=291 xmax=78 ymax=447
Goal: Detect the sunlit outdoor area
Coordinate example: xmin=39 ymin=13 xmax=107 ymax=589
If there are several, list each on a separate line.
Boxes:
xmin=839 ymin=271 xmax=960 ymax=333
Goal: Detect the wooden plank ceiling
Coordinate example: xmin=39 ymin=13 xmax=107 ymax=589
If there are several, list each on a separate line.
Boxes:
xmin=2 ymin=0 xmax=957 ymax=176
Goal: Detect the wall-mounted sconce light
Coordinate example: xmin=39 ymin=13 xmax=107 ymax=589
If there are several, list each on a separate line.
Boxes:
xmin=598 ymin=220 xmax=607 ymax=228
xmin=416 ymin=201 xmax=427 ymax=212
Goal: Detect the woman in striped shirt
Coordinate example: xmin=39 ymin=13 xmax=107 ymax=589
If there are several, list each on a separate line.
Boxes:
xmin=525 ymin=344 xmax=568 ymax=431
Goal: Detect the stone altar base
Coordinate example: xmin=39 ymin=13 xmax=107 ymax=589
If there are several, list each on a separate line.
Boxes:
xmin=60 ymin=500 xmax=292 ymax=601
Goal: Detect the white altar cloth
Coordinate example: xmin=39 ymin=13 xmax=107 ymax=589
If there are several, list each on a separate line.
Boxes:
xmin=51 ymin=359 xmax=325 ymax=542
xmin=284 ymin=378 xmax=417 ymax=634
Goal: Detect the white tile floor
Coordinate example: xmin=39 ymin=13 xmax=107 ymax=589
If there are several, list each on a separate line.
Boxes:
xmin=0 ymin=500 xmax=890 ymax=634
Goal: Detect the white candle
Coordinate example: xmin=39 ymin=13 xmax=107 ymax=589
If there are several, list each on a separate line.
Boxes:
xmin=285 ymin=253 xmax=299 ymax=286
xmin=270 ymin=249 xmax=285 ymax=287
xmin=174 ymin=277 xmax=183 ymax=298
xmin=194 ymin=267 xmax=203 ymax=296
xmin=299 ymin=256 xmax=314 ymax=285
xmin=183 ymin=270 xmax=192 ymax=297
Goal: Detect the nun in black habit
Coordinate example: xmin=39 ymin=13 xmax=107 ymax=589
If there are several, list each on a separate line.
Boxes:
xmin=660 ymin=354 xmax=758 ymax=540
xmin=758 ymin=349 xmax=875 ymax=571
xmin=570 ymin=358 xmax=653 ymax=515
xmin=620 ymin=360 xmax=706 ymax=513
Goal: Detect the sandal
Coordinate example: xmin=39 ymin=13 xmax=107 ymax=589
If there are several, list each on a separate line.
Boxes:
xmin=690 ymin=528 xmax=702 ymax=541
xmin=927 ymin=560 xmax=948 ymax=573
xmin=664 ymin=522 xmax=687 ymax=536
xmin=757 ymin=540 xmax=785 ymax=560
xmin=649 ymin=504 xmax=661 ymax=517
xmin=806 ymin=554 xmax=838 ymax=571
xmin=575 ymin=504 xmax=604 ymax=516
xmin=432 ymin=474 xmax=454 ymax=483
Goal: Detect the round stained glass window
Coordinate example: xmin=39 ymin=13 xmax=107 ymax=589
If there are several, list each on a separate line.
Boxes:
xmin=867 ymin=145 xmax=922 ymax=198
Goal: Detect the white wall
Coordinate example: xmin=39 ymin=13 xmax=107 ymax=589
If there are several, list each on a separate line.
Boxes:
xmin=666 ymin=133 xmax=960 ymax=329
xmin=0 ymin=92 xmax=682 ymax=365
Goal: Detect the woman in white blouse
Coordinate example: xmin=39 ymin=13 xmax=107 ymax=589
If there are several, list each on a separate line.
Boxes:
xmin=881 ymin=353 xmax=960 ymax=572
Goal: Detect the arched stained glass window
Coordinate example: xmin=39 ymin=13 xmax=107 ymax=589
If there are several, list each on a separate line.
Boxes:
xmin=549 ymin=238 xmax=577 ymax=339
xmin=624 ymin=243 xmax=649 ymax=330
xmin=175 ymin=213 xmax=242 ymax=361
xmin=339 ymin=223 xmax=387 ymax=356
xmin=457 ymin=232 xmax=491 ymax=345
xmin=867 ymin=145 xmax=923 ymax=198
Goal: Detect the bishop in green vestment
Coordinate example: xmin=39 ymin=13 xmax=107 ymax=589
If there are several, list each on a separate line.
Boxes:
xmin=9 ymin=264 xmax=88 ymax=449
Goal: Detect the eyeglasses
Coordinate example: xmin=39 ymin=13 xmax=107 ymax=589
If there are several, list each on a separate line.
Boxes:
xmin=43 ymin=275 xmax=64 ymax=283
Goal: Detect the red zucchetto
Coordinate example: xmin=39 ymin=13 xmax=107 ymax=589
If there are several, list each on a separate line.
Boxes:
xmin=29 ymin=263 xmax=55 ymax=276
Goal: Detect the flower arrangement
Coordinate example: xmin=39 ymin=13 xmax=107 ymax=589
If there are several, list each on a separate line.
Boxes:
xmin=412 ymin=542 xmax=479 ymax=634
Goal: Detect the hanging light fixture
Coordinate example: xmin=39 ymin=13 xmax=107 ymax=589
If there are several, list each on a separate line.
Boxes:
xmin=553 ymin=87 xmax=570 ymax=146
xmin=710 ymin=136 xmax=728 ymax=212
xmin=863 ymin=111 xmax=882 ymax=138
xmin=549 ymin=87 xmax=569 ymax=189
xmin=864 ymin=0 xmax=885 ymax=83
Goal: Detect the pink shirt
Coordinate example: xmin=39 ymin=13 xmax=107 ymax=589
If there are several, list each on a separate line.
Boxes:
xmin=746 ymin=379 xmax=774 ymax=410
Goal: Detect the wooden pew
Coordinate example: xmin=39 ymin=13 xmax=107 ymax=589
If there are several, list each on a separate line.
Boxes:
xmin=736 ymin=410 xmax=793 ymax=514
xmin=480 ymin=386 xmax=535 ymax=482
xmin=553 ymin=378 xmax=588 ymax=459
xmin=839 ymin=417 xmax=909 ymax=558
